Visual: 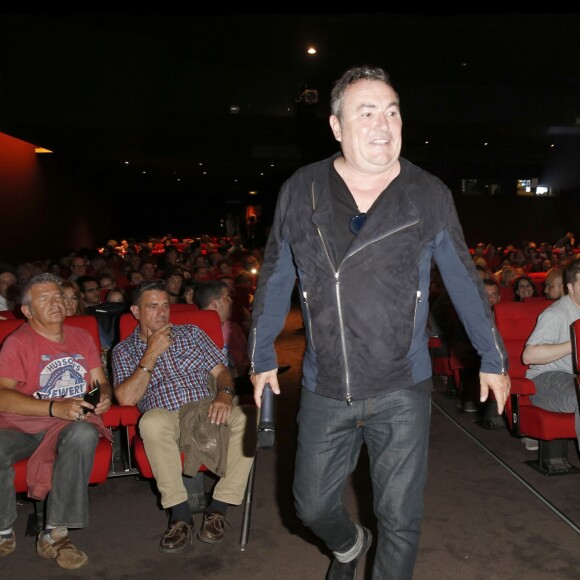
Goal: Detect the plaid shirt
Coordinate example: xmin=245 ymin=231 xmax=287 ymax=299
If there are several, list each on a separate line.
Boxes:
xmin=112 ymin=324 xmax=227 ymax=412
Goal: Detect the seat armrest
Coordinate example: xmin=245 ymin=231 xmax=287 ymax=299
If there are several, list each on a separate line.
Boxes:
xmin=509 ymin=377 xmax=536 ymax=396
xmin=120 ymin=405 xmax=142 ymax=426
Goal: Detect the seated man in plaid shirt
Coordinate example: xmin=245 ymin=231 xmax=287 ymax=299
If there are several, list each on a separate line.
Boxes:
xmin=112 ymin=280 xmax=256 ymax=554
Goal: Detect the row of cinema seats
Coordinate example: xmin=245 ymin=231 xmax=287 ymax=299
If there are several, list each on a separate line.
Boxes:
xmin=429 ymin=297 xmax=580 ymax=476
xmin=0 ymin=305 xmax=257 ymax=549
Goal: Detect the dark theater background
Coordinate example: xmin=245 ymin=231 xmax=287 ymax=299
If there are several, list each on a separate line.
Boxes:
xmin=2 ymin=12 xmax=580 ymax=263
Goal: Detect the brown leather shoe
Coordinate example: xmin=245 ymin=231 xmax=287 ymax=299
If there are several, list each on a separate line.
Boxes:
xmin=159 ymin=520 xmax=193 ymax=553
xmin=0 ymin=532 xmax=15 ymax=558
xmin=197 ymin=511 xmax=230 ymax=544
xmin=37 ymin=527 xmax=87 ymax=570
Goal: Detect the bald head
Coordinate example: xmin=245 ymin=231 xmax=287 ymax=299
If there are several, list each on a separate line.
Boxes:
xmin=544 ymin=269 xmax=564 ymax=300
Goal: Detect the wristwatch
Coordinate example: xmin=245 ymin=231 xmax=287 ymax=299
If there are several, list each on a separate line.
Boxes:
xmin=220 ymin=387 xmax=235 ymax=398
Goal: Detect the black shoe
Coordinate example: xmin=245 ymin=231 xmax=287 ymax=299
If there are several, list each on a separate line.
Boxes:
xmin=327 ymin=526 xmax=373 ymax=580
xmin=462 ymin=401 xmax=478 ymax=413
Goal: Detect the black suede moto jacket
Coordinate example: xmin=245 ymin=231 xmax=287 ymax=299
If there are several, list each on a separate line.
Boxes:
xmin=249 ymin=153 xmax=507 ymax=402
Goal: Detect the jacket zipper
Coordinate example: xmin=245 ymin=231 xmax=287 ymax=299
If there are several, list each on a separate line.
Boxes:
xmin=249 ymin=327 xmax=257 ymax=374
xmin=302 ymin=291 xmax=316 ymax=351
xmin=343 ymin=219 xmax=420 ymax=263
xmin=491 ymin=326 xmax=506 ymax=374
xmin=413 ymin=290 xmax=422 ymax=331
xmin=312 ymin=181 xmax=353 ymax=403
xmin=314 ymin=225 xmax=352 ymax=402
xmin=334 ymin=270 xmax=352 ymax=404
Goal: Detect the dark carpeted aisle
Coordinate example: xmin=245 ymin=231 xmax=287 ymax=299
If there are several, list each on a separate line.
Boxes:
xmin=4 ymin=303 xmax=580 ymax=579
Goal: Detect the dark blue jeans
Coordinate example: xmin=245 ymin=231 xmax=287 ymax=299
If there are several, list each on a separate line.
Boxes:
xmin=0 ymin=422 xmax=98 ymax=529
xmin=293 ymin=387 xmax=431 ymax=580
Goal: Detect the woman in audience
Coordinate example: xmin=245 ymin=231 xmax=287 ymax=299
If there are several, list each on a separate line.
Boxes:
xmin=182 ymin=278 xmax=197 ymax=305
xmin=513 ymin=275 xmax=539 ymax=301
xmin=105 ymin=288 xmax=126 ymax=303
xmin=62 ymin=279 xmax=85 ymax=316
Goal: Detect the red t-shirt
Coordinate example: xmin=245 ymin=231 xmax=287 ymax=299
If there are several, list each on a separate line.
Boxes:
xmin=0 ymin=323 xmax=101 ymax=400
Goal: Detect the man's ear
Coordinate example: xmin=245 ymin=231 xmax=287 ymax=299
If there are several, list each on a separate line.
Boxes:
xmin=130 ymin=305 xmax=139 ymax=320
xmin=21 ymin=304 xmax=32 ymax=319
xmin=329 ymin=115 xmax=342 ymax=142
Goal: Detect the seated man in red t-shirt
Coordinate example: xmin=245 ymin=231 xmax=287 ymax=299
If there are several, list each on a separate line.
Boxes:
xmin=0 ymin=273 xmax=113 ymax=569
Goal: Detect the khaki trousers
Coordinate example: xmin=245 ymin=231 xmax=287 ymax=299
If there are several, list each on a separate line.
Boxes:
xmin=139 ymin=403 xmax=257 ymax=509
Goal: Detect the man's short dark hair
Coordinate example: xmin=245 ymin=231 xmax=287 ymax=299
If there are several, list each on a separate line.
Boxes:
xmin=76 ymin=275 xmax=99 ymax=293
xmin=194 ymin=280 xmax=227 ymax=310
xmin=330 ymin=65 xmax=395 ymax=119
xmin=132 ymin=280 xmax=168 ymax=305
xmin=564 ymin=258 xmax=580 ymax=286
xmin=0 ymin=263 xmax=16 ymax=277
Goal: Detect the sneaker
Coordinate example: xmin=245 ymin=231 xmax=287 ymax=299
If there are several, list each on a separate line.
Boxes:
xmin=159 ymin=519 xmax=194 ymax=553
xmin=197 ymin=511 xmax=230 ymax=544
xmin=521 ymin=437 xmax=539 ymax=451
xmin=37 ymin=527 xmax=88 ymax=570
xmin=327 ymin=526 xmax=373 ymax=580
xmin=0 ymin=532 xmax=15 ymax=557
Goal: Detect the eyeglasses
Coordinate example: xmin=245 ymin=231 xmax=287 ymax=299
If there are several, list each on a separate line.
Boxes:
xmin=349 ymin=213 xmax=367 ymax=235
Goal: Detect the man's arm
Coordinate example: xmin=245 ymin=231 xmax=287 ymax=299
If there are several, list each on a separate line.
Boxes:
xmin=113 ymin=323 xmax=172 ymax=406
xmin=0 ymin=378 xmax=53 ymax=416
xmin=113 ymin=355 xmax=154 ymax=406
xmin=207 ymin=363 xmax=235 ymax=425
xmin=522 ymin=342 xmax=572 ymax=365
xmin=522 ymin=306 xmax=570 ymax=366
xmin=0 ymin=377 xmax=109 ymax=421
xmin=431 ymin=192 xmax=510 ymax=412
xmin=248 ymin=183 xmax=297 ymax=406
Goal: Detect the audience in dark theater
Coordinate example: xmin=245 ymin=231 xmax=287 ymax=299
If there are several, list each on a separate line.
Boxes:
xmin=2 ymin=229 xmax=580 ymax=573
